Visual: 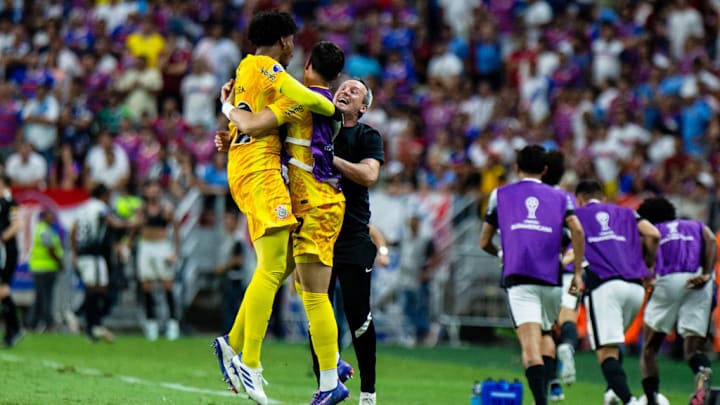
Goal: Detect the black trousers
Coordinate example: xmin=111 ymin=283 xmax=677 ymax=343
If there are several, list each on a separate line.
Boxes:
xmin=311 ymin=262 xmax=376 ymax=393
xmin=28 ymin=271 xmax=58 ymax=329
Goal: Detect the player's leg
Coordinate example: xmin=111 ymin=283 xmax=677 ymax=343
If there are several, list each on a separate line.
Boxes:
xmin=296 ymin=259 xmax=340 ymax=387
xmin=557 ymin=273 xmax=579 ymax=386
xmin=508 ymin=285 xmax=547 ymax=405
xmin=641 ymin=325 xmax=666 ymax=405
xmin=590 ymin=280 xmax=644 ymax=404
xmin=1 ymin=248 xmax=21 ymax=346
xmin=240 ymin=228 xmax=291 ymax=367
xmin=338 ymin=262 xmax=375 ymax=395
xmin=137 ymin=241 xmax=159 ymax=341
xmin=678 ymin=276 xmax=713 ymax=404
xmin=158 ymin=241 xmax=178 ymax=341
xmin=641 ymin=273 xmax=680 ymax=404
xmin=541 ymin=286 xmax=562 ymax=400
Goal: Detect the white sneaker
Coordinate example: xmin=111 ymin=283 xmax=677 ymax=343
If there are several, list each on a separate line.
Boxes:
xmin=604 ymin=389 xmax=621 ymax=405
xmin=212 ymin=335 xmax=241 ymax=393
xmin=145 ymin=320 xmax=159 ymax=341
xmin=166 ymin=319 xmax=180 ymax=341
xmin=232 ymin=355 xmax=268 ymax=405
xmin=557 ymin=343 xmax=576 ymax=385
xmin=359 ymin=392 xmax=376 ymax=405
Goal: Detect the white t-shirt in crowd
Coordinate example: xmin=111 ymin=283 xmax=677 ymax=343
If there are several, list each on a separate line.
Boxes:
xmin=85 ymin=145 xmax=130 ymax=189
xmin=6 ymin=151 xmax=47 ymax=186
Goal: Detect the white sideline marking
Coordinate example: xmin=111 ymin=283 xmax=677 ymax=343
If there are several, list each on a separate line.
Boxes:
xmin=0 ymin=353 xmax=295 ymax=404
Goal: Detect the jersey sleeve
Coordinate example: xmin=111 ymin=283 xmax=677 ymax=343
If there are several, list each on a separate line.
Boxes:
xmin=267 ymin=95 xmax=306 ymax=126
xmin=485 ymin=188 xmax=499 ymax=227
xmin=564 ymin=195 xmax=575 ymax=218
xmin=359 ymin=125 xmax=385 ymax=164
xmin=254 ymin=58 xmax=335 ymax=116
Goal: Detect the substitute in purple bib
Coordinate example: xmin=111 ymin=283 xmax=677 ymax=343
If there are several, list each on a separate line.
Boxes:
xmin=480 ymin=145 xmax=585 ymax=405
xmin=575 ymin=180 xmax=660 ymax=405
xmin=636 ymin=197 xmax=716 ymax=405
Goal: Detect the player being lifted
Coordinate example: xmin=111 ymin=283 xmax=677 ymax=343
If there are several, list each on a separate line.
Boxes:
xmin=210 ymin=10 xmax=343 ymax=405
xmin=219 ymin=41 xmax=349 ymax=405
xmin=637 ymin=197 xmax=716 ymax=405
xmin=480 ymin=145 xmax=585 ymax=405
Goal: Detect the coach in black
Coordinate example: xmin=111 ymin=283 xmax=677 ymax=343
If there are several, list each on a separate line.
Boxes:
xmin=0 ymin=175 xmax=21 ymax=347
xmin=310 ymin=78 xmax=384 ymax=405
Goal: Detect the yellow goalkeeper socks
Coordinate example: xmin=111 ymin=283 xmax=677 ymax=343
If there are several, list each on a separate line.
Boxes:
xmin=227 ymin=300 xmax=246 ymax=353
xmin=303 ymin=291 xmax=339 ymax=390
xmin=238 ymin=229 xmax=289 ymax=368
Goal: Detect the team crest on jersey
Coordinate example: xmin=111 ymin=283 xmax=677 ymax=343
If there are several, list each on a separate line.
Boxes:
xmin=272 ymin=64 xmax=284 ymax=73
xmin=275 ymin=204 xmax=289 ymax=220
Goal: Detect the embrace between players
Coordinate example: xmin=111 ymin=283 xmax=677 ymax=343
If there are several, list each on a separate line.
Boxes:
xmin=210 ymin=10 xmax=383 ymax=405
xmin=481 ymin=145 xmax=716 ymax=405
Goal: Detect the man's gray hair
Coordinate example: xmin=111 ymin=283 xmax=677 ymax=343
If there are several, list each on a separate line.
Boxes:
xmin=356 ymin=78 xmax=373 ymax=108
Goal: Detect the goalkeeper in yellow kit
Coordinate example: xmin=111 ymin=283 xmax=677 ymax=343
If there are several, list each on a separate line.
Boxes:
xmin=210 ymin=10 xmax=341 ymax=405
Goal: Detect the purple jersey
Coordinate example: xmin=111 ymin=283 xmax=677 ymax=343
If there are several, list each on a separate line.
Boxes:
xmin=492 ymin=179 xmax=571 ymax=285
xmin=575 ymin=201 xmax=649 ymax=283
xmin=655 ymin=219 xmax=704 ymax=277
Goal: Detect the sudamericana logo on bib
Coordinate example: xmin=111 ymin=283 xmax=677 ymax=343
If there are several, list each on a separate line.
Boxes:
xmin=588 ymin=211 xmax=627 ymax=243
xmin=510 ymin=196 xmax=552 ymax=233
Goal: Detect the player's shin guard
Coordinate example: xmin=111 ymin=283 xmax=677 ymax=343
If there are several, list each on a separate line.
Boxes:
xmin=642 ymin=376 xmax=660 ymax=405
xmin=304 ymin=291 xmax=339 ymax=391
xmin=240 ymin=230 xmax=288 ymax=368
xmin=560 ymin=321 xmax=578 ymax=348
xmin=601 ymin=357 xmax=632 ymax=404
xmin=526 ymin=364 xmax=547 ymax=405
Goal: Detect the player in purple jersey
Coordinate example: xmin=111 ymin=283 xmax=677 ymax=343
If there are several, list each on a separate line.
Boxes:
xmin=480 ymin=145 xmax=585 ymax=405
xmin=636 ymin=197 xmax=716 ymax=405
xmin=575 ymin=180 xmax=660 ymax=405
xmin=541 ymin=150 xmax=581 ymax=400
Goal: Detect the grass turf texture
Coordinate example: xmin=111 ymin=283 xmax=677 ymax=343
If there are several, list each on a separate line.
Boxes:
xmin=0 ymin=334 xmax=703 ymax=404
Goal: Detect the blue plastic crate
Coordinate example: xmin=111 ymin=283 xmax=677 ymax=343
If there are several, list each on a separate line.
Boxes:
xmin=475 ymin=379 xmax=523 ymax=405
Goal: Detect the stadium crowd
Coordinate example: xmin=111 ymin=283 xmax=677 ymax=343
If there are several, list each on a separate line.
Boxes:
xmin=0 ymin=0 xmax=718 ymax=218
xmin=1 ymin=0 xmax=720 ymax=346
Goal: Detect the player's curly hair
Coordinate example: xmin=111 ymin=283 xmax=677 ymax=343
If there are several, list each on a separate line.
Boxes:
xmin=516 ymin=144 xmax=547 ymax=175
xmin=248 ymin=10 xmax=297 ymax=47
xmin=542 ymin=150 xmax=565 ymax=186
xmin=310 ymin=41 xmax=345 ymax=82
xmin=637 ymin=197 xmax=677 ymax=224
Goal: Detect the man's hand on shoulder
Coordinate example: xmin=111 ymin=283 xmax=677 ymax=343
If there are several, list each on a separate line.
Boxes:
xmin=219 ymin=79 xmax=235 ymax=104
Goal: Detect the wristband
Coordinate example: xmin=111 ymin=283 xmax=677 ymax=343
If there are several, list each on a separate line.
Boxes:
xmin=222 ymin=102 xmax=234 ymax=120
xmin=378 ymin=246 xmax=389 ymax=256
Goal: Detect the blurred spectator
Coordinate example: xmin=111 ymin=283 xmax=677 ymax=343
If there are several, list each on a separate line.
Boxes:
xmin=114 ymin=56 xmax=163 ymax=121
xmin=471 ymin=24 xmax=502 ymax=90
xmin=169 ymin=148 xmax=198 ymax=200
xmin=158 ymin=33 xmax=191 ymax=106
xmin=180 ymin=58 xmax=217 ymax=128
xmin=64 ymin=9 xmax=95 ymax=53
xmin=667 ymin=0 xmax=704 ymax=60
xmin=49 ymin=142 xmax=81 ymax=190
xmin=59 ymin=78 xmax=94 ymax=160
xmin=27 ymin=209 xmax=63 ymax=332
xmin=152 ymin=97 xmax=190 ymax=142
xmin=126 ymin=16 xmax=165 ymax=68
xmin=6 ymin=141 xmax=47 ymax=189
xmin=397 ymin=213 xmax=437 ymax=347
xmin=0 ymin=81 xmax=20 ymax=158
xmin=215 ymin=211 xmax=245 ymax=334
xmin=84 ymin=130 xmax=130 ymax=192
xmin=96 ymin=91 xmax=131 ymax=135
xmin=427 ymin=41 xmax=463 ymax=91
xmin=192 ymin=21 xmax=240 ymax=85
xmin=345 ymin=44 xmax=382 ymax=80
xmin=10 ymin=50 xmax=53 ymax=99
xmin=21 ymin=82 xmax=59 ymax=163
xmin=591 ymin=21 xmax=623 ymax=86
xmin=200 ymin=151 xmax=228 ymax=195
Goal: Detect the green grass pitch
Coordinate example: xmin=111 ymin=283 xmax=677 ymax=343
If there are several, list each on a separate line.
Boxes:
xmin=0 ymin=334 xmax=704 ymax=404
